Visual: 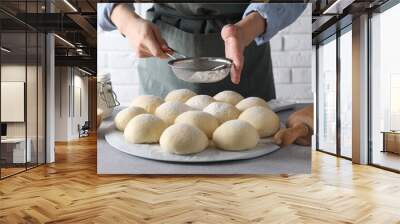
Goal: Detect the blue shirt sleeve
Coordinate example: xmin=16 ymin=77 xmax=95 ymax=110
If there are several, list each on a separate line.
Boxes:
xmin=244 ymin=3 xmax=307 ymax=45
xmin=98 ymin=3 xmax=135 ymax=31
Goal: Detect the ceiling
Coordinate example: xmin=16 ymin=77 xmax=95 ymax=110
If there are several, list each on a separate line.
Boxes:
xmin=0 ymin=0 xmax=97 ymax=74
xmin=312 ymin=0 xmax=392 ymax=43
xmin=1 ymin=0 xmax=396 ymax=73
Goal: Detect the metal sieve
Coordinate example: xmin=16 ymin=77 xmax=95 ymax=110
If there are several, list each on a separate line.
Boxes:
xmin=166 ymin=49 xmax=232 ymax=83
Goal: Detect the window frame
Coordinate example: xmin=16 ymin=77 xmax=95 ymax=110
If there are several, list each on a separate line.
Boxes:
xmin=367 ymin=0 xmax=400 ymax=173
xmin=0 ymin=0 xmax=48 ymax=180
xmin=315 ymin=22 xmax=353 ymax=161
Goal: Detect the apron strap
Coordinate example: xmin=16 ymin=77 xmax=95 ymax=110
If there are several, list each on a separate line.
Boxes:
xmin=153 ymin=4 xmax=243 ymax=21
xmin=150 ymin=5 xmax=243 ymax=34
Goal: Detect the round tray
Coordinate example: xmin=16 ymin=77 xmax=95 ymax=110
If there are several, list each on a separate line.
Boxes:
xmin=105 ymin=126 xmax=280 ymax=163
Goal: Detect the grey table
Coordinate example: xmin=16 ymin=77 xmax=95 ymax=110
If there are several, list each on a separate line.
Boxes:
xmin=97 ymin=104 xmax=311 ymax=175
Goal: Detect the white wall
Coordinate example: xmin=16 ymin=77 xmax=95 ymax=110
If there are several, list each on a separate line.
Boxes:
xmin=1 ymin=65 xmax=41 ymax=137
xmin=1 ymin=63 xmax=47 ymax=164
xmin=98 ymin=3 xmax=313 ymax=106
xmin=271 ymin=4 xmax=312 ymax=102
xmin=54 ymin=67 xmax=89 ymax=141
xmin=72 ymin=74 xmax=89 ymax=138
xmin=75 ymin=74 xmax=89 ymax=124
xmin=55 ymin=66 xmax=68 ymax=141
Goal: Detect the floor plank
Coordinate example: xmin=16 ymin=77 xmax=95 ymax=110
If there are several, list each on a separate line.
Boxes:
xmin=0 ymin=134 xmax=399 ymax=224
xmin=372 ymin=150 xmax=400 ymax=171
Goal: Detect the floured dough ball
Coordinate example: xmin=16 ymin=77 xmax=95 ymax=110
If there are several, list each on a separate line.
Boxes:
xmin=236 ymin=97 xmax=270 ymax=112
xmin=114 ymin=106 xmax=147 ymax=131
xmin=155 ymin=101 xmax=193 ymax=125
xmin=175 ymin=111 xmax=219 ymax=138
xmin=203 ymin=102 xmax=240 ymax=124
xmin=213 ymin=90 xmax=244 ymax=105
xmin=238 ymin=106 xmax=280 ymax=138
xmin=160 ymin=123 xmax=208 ymax=155
xmin=213 ymin=120 xmax=259 ymax=151
xmin=124 ymin=114 xmax=166 ymax=144
xmin=165 ymin=89 xmax=196 ymax=103
xmin=131 ymin=95 xmax=163 ymax=114
xmin=185 ymin=95 xmax=215 ymax=110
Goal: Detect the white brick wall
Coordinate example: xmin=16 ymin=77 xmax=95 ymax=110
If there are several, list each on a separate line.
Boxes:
xmin=98 ymin=3 xmax=313 ymax=106
xmin=270 ymin=4 xmax=312 ymax=102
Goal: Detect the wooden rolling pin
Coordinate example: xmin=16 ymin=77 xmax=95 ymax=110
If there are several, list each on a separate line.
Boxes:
xmin=97 ymin=108 xmax=104 ymax=129
xmin=273 ymin=105 xmax=313 ymax=147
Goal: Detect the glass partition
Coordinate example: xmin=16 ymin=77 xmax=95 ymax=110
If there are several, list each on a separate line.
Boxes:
xmin=317 ymin=36 xmax=337 ymax=155
xmin=316 ymin=25 xmax=353 ymax=160
xmin=37 ymin=32 xmax=45 ymax=165
xmin=339 ymin=28 xmax=352 ymax=158
xmin=370 ymin=3 xmax=400 ymax=171
xmin=0 ymin=0 xmax=46 ymax=179
xmin=27 ymin=31 xmax=38 ymax=169
xmin=1 ymin=31 xmax=28 ymax=177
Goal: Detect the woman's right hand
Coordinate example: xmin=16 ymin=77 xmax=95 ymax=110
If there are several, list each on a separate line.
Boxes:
xmin=111 ymin=4 xmax=170 ymax=59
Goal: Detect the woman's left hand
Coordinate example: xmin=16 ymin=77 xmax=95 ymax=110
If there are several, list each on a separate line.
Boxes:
xmin=221 ymin=11 xmax=266 ymax=85
xmin=221 ymin=24 xmax=245 ymax=85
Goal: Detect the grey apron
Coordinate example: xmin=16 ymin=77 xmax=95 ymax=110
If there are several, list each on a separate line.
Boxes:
xmin=138 ymin=3 xmax=276 ymax=101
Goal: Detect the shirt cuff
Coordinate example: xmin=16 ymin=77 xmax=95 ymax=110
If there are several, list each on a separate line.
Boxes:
xmin=98 ymin=3 xmax=135 ymax=31
xmin=244 ymin=3 xmax=307 ymax=46
xmin=243 ymin=5 xmax=270 ymax=46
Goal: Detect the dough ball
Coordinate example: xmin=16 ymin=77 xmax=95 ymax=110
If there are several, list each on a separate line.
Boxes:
xmin=213 ymin=90 xmax=244 ymax=105
xmin=238 ymin=106 xmax=280 ymax=138
xmin=185 ymin=95 xmax=215 ymax=110
xmin=203 ymin=102 xmax=240 ymax=124
xmin=114 ymin=106 xmax=147 ymax=131
xmin=165 ymin=89 xmax=196 ymax=103
xmin=212 ymin=120 xmax=259 ymax=151
xmin=124 ymin=114 xmax=166 ymax=144
xmin=175 ymin=111 xmax=219 ymax=138
xmin=155 ymin=101 xmax=193 ymax=125
xmin=131 ymin=95 xmax=163 ymax=114
xmin=160 ymin=123 xmax=208 ymax=155
xmin=236 ymin=97 xmax=270 ymax=112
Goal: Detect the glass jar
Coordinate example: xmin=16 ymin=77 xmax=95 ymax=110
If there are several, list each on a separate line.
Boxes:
xmin=97 ymin=73 xmax=119 ymax=119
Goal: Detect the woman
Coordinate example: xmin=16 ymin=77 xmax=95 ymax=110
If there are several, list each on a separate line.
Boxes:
xmin=98 ymin=3 xmax=306 ymax=100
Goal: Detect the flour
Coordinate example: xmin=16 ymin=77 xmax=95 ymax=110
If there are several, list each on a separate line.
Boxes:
xmin=186 ymin=70 xmax=228 ymax=83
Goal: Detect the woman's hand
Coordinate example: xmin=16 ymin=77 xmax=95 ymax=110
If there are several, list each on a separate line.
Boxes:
xmin=221 ymin=25 xmax=245 ymax=84
xmin=125 ymin=19 xmax=170 ymax=58
xmin=221 ymin=12 xmax=266 ymax=84
xmin=111 ymin=4 xmax=170 ymax=58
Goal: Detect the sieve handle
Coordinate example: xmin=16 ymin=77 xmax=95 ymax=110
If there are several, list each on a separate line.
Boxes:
xmin=210 ymin=64 xmax=227 ymax=71
xmin=165 ymin=47 xmax=186 ymax=60
xmin=166 ymin=52 xmax=177 ymax=60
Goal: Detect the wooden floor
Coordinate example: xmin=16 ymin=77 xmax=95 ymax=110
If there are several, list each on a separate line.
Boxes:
xmin=1 ymin=163 xmax=45 ymax=178
xmin=373 ymin=150 xmax=400 ymax=171
xmin=1 ymin=167 xmax=26 ymax=178
xmin=1 ymin=135 xmax=400 ymax=224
